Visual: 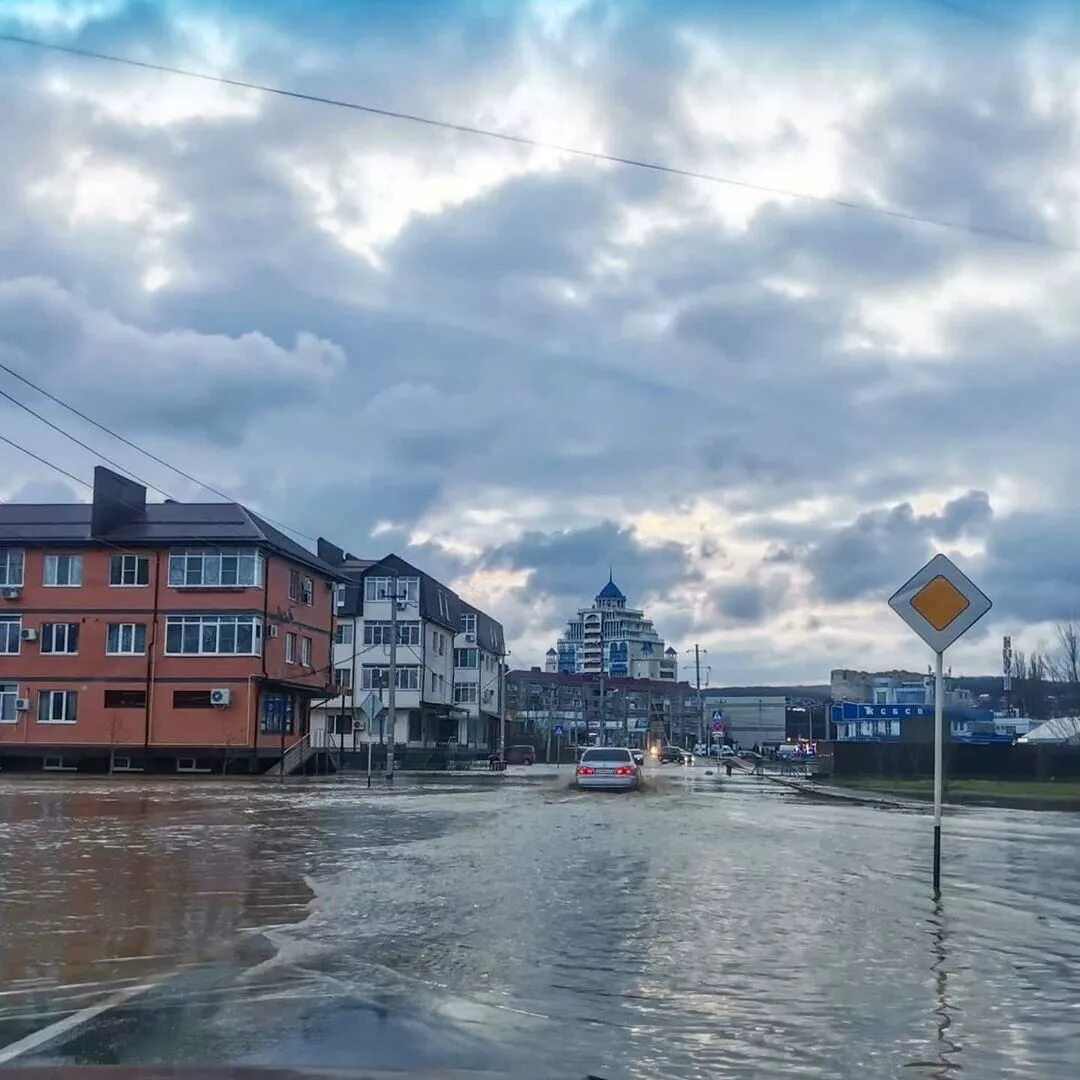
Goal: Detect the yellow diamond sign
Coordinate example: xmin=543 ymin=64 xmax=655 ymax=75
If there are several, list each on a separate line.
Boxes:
xmin=889 ymin=554 xmax=991 ymax=652
xmin=911 ymin=575 xmax=970 ymax=631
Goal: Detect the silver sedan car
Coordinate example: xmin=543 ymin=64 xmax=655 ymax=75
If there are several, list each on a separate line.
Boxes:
xmin=575 ymin=747 xmax=640 ymax=791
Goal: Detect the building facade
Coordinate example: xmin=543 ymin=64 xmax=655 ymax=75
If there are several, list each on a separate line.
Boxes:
xmin=701 ymin=692 xmax=788 ymax=747
xmin=546 ymin=576 xmax=677 ymax=681
xmin=507 ymin=669 xmax=697 ymax=748
xmin=310 ymin=547 xmax=504 ymax=751
xmin=0 ymin=468 xmax=340 ymax=773
xmin=830 ymin=668 xmax=973 ymax=708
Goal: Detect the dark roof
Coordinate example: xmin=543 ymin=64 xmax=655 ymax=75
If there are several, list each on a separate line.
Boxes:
xmin=596 ymin=577 xmax=625 ymax=600
xmin=0 ymin=500 xmax=340 ymax=578
xmin=459 ymin=599 xmax=505 ymax=654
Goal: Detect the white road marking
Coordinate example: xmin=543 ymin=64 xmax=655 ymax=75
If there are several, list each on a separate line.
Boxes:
xmin=0 ymin=979 xmax=160 ymax=1064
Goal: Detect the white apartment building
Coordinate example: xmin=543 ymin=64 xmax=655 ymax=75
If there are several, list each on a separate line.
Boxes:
xmin=453 ymin=601 xmax=506 ymax=749
xmin=546 ymin=576 xmax=677 ymax=681
xmin=310 ymin=546 xmax=503 ymax=750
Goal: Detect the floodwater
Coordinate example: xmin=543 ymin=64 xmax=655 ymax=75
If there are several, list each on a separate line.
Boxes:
xmin=1 ymin=768 xmax=1079 ymax=1078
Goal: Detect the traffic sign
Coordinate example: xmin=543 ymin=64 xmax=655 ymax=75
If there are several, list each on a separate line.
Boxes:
xmin=359 ymin=692 xmax=385 ymax=720
xmin=553 ymin=725 xmax=565 ymax=737
xmin=888 ymin=553 xmax=991 ymax=652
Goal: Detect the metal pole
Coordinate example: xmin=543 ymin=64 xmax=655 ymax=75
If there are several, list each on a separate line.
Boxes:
xmin=695 ymin=644 xmax=704 ymax=751
xmin=498 ymin=654 xmax=506 ymax=761
xmin=933 ymin=648 xmax=944 ymax=894
xmin=387 ymin=570 xmax=398 ymax=783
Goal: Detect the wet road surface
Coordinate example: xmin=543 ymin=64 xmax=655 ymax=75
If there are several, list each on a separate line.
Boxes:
xmin=1 ymin=767 xmax=1079 ymax=1078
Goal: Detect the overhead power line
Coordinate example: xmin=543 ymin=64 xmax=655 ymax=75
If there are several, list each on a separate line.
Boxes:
xmin=0 ymin=31 xmax=1071 ymax=252
xmin=0 ymin=361 xmax=317 ymax=543
xmin=0 ymin=431 xmax=92 ymax=490
xmin=0 ymin=384 xmax=178 ymax=501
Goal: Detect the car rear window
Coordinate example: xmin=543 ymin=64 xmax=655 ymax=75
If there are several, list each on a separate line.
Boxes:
xmin=581 ymin=749 xmax=633 ymax=763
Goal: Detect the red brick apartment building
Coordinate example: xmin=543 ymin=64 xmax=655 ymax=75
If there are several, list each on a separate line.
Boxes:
xmin=0 ymin=467 xmax=341 ymax=774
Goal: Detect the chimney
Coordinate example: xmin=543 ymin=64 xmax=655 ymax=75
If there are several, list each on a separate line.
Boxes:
xmin=317 ymin=537 xmax=345 ymax=566
xmin=91 ymin=467 xmax=146 ymax=538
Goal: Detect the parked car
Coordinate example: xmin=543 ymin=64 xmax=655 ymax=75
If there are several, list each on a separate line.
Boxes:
xmin=576 ymin=747 xmax=640 ymax=791
xmin=657 ymin=746 xmax=694 ymax=766
xmin=504 ymin=745 xmax=536 ymax=766
xmin=718 ymin=745 xmax=737 ymax=758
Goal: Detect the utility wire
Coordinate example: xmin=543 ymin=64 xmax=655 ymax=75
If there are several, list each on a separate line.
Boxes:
xmin=0 ymin=361 xmax=317 ymax=542
xmin=0 ymin=431 xmax=92 ymax=491
xmin=0 ymin=31 xmax=1071 ymax=252
xmin=0 ymin=385 xmax=178 ymax=501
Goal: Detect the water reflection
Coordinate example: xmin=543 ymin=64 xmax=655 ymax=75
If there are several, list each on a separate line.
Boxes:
xmin=1 ymin=775 xmax=1079 ymax=1078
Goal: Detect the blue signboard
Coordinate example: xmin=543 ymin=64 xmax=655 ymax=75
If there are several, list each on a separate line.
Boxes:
xmin=833 ymin=701 xmax=933 ymax=721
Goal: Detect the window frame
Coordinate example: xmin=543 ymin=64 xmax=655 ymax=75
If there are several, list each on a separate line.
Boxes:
xmin=301 ymin=576 xmax=314 ymax=606
xmin=454 ymin=647 xmax=478 ymax=669
xmin=333 ymin=666 xmax=352 ymax=689
xmin=285 ymin=632 xmax=297 ymax=664
xmin=363 ymin=576 xmax=420 ymax=604
xmin=40 ymin=622 xmax=80 ymax=656
xmin=0 ymin=616 xmax=21 ymax=656
xmin=43 ymin=554 xmax=83 ymax=588
xmin=163 ymin=615 xmax=263 ymax=657
xmin=360 ymin=665 xmax=420 ymax=691
xmin=104 ymin=689 xmax=147 ymax=709
xmin=0 ymin=549 xmax=24 ymax=588
xmin=0 ymin=682 xmax=18 ymax=723
xmin=460 ymin=612 xmax=477 ymax=634
xmin=288 ymin=569 xmax=301 ymax=602
xmin=106 ymin=622 xmax=147 ymax=656
xmin=167 ymin=549 xmax=264 ymax=589
xmin=454 ymin=683 xmax=478 ymax=704
xmin=363 ymin=621 xmax=421 ymax=647
xmin=333 ymin=623 xmax=354 ymax=646
xmin=38 ymin=689 xmax=77 ymax=725
xmin=301 ymin=636 xmax=312 ymax=667
xmin=109 ymin=554 xmax=150 ymax=587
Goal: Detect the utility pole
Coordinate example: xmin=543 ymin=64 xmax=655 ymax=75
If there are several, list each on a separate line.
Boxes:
xmin=694 ymin=644 xmax=705 ymax=751
xmin=387 ymin=569 xmax=398 ymax=783
xmin=597 ymin=607 xmax=605 ymax=748
xmin=498 ymin=652 xmax=507 ymax=761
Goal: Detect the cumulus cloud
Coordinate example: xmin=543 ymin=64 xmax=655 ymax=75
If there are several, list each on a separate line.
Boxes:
xmin=1 ymin=1 xmax=1079 ymax=679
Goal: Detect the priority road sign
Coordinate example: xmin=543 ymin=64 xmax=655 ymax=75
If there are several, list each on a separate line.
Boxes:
xmin=888 ymin=553 xmax=992 ymax=653
xmin=888 ymin=551 xmax=992 ymax=896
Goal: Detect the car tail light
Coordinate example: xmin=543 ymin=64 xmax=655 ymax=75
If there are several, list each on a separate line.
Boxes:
xmin=576 ymin=766 xmax=595 ymax=775
xmin=615 ymin=766 xmax=635 ymax=776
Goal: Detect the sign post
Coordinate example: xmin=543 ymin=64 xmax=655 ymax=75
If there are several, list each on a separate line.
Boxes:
xmin=889 ymin=553 xmax=992 ymax=894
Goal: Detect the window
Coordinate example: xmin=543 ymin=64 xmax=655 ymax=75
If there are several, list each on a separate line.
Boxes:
xmin=460 ymin=612 xmax=476 ymax=634
xmin=301 ymin=636 xmax=312 ymax=666
xmin=104 ymin=689 xmax=146 ymax=709
xmin=174 ymin=690 xmax=212 ymax=708
xmin=363 ymin=621 xmax=420 ymax=646
xmin=455 ymin=648 xmax=478 ymax=669
xmin=438 ymin=590 xmax=450 ymax=621
xmin=361 ymin=665 xmax=420 ymax=690
xmin=164 ymin=615 xmax=262 ymax=656
xmin=0 ymin=616 xmax=20 ymax=655
xmin=454 ymin=683 xmax=477 ymax=704
xmin=261 ymin=692 xmax=295 ymax=734
xmin=43 ymin=554 xmax=82 ymax=587
xmin=168 ymin=549 xmax=263 ymax=588
xmin=41 ymin=622 xmax=79 ymax=655
xmin=106 ymin=623 xmax=147 ymax=656
xmin=288 ymin=569 xmax=300 ymax=601
xmin=431 ymin=671 xmax=436 ymax=692
xmin=432 ymin=630 xmax=444 ymax=657
xmin=408 ymin=712 xmax=422 ymax=742
xmin=334 ymin=624 xmax=354 ymax=645
xmin=38 ymin=689 xmax=77 ymax=724
xmin=109 ymin=555 xmax=149 ymax=587
xmin=364 ymin=576 xmax=419 ymax=603
xmin=328 ymin=714 xmax=354 ymax=736
xmin=0 ymin=549 xmax=24 ymax=588
xmin=334 ymin=666 xmax=352 ymax=689
xmin=0 ymin=683 xmax=17 ymax=723
xmin=285 ymin=632 xmax=296 ymax=663
xmin=301 ymin=576 xmax=313 ymax=605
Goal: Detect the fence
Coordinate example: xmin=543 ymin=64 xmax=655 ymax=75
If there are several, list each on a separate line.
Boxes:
xmin=833 ymin=741 xmax=1080 ymax=780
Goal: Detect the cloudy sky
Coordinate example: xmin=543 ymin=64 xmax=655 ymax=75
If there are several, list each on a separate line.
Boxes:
xmin=1 ymin=0 xmax=1079 ymax=683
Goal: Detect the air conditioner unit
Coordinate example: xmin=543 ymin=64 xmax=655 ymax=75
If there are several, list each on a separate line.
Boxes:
xmin=20 ymin=628 xmax=37 ymax=642
xmin=1 ymin=586 xmax=20 ymax=600
xmin=15 ymin=698 xmax=30 ymax=712
xmin=266 ymin=624 xmax=279 ymax=638
xmin=354 ymin=718 xmax=367 ymax=732
xmin=465 ymin=633 xmax=476 ymax=643
xmin=210 ymin=688 xmax=232 ymax=708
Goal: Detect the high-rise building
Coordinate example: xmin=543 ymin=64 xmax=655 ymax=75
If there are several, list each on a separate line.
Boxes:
xmin=546 ymin=576 xmax=677 ymax=681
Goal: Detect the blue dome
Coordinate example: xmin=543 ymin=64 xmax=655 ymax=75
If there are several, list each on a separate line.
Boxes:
xmin=597 ymin=577 xmax=625 ymax=600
